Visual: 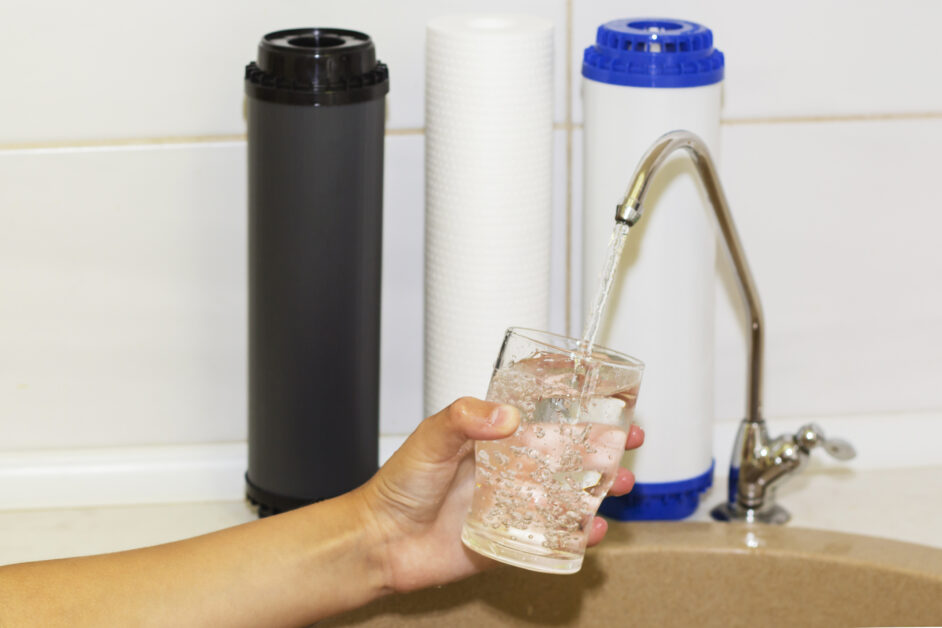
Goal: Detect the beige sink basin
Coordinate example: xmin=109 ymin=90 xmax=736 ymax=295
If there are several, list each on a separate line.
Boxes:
xmin=323 ymin=522 xmax=942 ymax=628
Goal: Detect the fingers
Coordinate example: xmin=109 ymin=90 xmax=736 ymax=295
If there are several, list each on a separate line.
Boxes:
xmin=608 ymin=467 xmax=635 ymax=497
xmin=625 ymin=424 xmax=645 ymax=450
xmin=408 ymin=397 xmax=521 ymax=464
xmin=586 ymin=516 xmax=608 ymax=547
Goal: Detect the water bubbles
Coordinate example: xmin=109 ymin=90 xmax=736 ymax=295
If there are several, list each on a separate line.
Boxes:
xmin=471 ymin=358 xmax=634 ymax=558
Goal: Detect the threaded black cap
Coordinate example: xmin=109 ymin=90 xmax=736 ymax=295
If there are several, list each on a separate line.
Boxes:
xmin=245 ymin=28 xmax=389 ymax=106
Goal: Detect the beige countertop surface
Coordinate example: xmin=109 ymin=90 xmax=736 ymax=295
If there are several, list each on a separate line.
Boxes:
xmin=1 ymin=464 xmax=940 ymax=566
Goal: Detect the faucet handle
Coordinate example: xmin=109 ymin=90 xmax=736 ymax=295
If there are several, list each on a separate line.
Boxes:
xmin=795 ymin=423 xmax=856 ymax=461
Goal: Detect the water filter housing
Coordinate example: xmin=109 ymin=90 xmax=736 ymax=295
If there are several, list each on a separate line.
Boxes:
xmin=244 ymin=29 xmax=388 ymax=516
xmin=423 ymin=15 xmax=554 ymax=417
xmin=581 ymin=18 xmax=724 ymax=520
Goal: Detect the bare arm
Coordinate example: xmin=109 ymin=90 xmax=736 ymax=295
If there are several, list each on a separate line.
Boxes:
xmin=0 ymin=489 xmax=386 ymax=627
xmin=0 ymin=398 xmax=643 ymax=627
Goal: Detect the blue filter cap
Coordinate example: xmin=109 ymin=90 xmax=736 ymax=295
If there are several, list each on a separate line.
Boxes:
xmin=583 ymin=18 xmax=724 ymax=88
xmin=599 ymin=461 xmax=715 ymax=520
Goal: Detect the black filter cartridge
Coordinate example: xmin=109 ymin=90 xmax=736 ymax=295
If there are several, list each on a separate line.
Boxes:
xmin=244 ymin=28 xmax=388 ymax=516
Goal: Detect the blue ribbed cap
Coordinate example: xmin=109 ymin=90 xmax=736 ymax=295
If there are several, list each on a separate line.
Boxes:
xmin=583 ymin=18 xmax=724 ymax=88
xmin=599 ymin=461 xmax=715 ymax=521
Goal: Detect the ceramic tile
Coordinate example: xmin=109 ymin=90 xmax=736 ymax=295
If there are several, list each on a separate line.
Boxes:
xmin=571 ymin=1 xmax=942 ymax=123
xmin=570 ymin=118 xmax=942 ymax=420
xmin=0 ymin=0 xmax=566 ymax=143
xmin=0 ymin=142 xmax=248 ymax=448
xmin=379 ymin=135 xmax=424 ymax=433
xmin=714 ymin=118 xmax=942 ymax=419
xmin=569 ymin=127 xmax=585 ymax=337
xmin=549 ymin=129 xmax=569 ymax=337
xmin=0 ymin=135 xmax=427 ymax=447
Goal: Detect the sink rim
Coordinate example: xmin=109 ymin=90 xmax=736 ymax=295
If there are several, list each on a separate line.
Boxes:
xmin=323 ymin=521 xmax=942 ymax=627
xmin=596 ymin=520 xmax=942 ymax=580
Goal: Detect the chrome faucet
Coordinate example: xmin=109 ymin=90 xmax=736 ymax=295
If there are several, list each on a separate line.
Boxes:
xmin=614 ymin=130 xmax=856 ymax=524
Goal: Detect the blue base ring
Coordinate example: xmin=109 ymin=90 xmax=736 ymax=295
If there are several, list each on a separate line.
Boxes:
xmin=600 ymin=460 xmax=714 ymax=521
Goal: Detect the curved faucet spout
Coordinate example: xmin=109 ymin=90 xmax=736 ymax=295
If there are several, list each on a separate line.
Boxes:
xmin=614 ymin=130 xmax=765 ymax=423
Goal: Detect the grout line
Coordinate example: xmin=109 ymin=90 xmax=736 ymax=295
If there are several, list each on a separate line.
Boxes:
xmin=0 ymin=128 xmax=430 ymax=152
xmin=564 ymin=0 xmax=573 ymax=337
xmin=563 ymin=110 xmax=942 ymax=133
xmin=0 ymin=125 xmax=576 ymax=153
xmin=723 ymin=111 xmax=942 ymax=125
xmin=0 ymin=134 xmax=248 ymax=151
xmin=2 ymin=110 xmax=940 ymax=152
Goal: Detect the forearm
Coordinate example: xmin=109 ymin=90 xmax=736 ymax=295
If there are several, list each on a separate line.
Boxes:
xmin=0 ymin=489 xmax=389 ymax=627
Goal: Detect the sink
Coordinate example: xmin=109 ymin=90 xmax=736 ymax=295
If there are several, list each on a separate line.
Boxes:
xmin=322 ymin=522 xmax=942 ymax=627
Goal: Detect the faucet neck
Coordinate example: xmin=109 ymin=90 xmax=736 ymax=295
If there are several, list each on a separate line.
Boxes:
xmin=615 ymin=130 xmax=765 ymax=422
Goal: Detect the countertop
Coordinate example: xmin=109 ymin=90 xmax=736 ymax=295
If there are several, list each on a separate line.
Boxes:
xmin=2 ymin=464 xmax=940 ymax=566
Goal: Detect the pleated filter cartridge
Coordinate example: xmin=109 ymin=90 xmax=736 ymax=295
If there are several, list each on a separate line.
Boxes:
xmin=424 ymin=15 xmax=554 ymax=416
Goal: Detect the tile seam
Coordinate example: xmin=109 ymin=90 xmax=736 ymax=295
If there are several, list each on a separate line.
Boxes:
xmin=5 ymin=111 xmax=939 ymax=152
xmin=721 ymin=111 xmax=942 ymax=125
xmin=0 ymin=127 xmax=428 ymax=151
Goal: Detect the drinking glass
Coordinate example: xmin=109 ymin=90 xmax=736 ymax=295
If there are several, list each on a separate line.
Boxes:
xmin=461 ymin=327 xmax=644 ymax=574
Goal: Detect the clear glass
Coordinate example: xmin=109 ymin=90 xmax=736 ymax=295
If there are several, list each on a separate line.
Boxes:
xmin=461 ymin=327 xmax=644 ymax=574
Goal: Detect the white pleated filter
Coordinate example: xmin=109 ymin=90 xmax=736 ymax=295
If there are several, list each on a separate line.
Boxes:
xmin=424 ymin=14 xmax=553 ymax=417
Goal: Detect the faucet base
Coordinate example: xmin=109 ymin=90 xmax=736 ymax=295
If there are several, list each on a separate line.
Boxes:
xmin=710 ymin=502 xmax=790 ymax=525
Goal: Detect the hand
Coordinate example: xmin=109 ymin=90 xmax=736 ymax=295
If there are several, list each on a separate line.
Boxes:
xmin=0 ymin=397 xmax=642 ymax=627
xmin=356 ymin=397 xmax=645 ymax=593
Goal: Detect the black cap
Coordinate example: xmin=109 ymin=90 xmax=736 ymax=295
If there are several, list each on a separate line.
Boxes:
xmin=245 ymin=28 xmax=389 ymax=106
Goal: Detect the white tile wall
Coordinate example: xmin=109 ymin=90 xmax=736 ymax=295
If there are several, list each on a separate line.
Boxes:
xmin=0 ymin=134 xmax=453 ymax=445
xmin=573 ymin=120 xmax=942 ymax=422
xmin=714 ymin=118 xmax=942 ymax=420
xmin=379 ymin=135 xmax=425 ymax=433
xmin=0 ymin=0 xmax=566 ymax=143
xmin=549 ymin=130 xmax=570 ymax=337
xmin=0 ymin=143 xmax=247 ymax=448
xmin=1 ymin=1 xmax=941 ymax=457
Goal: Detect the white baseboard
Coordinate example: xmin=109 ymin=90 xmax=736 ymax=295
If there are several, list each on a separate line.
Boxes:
xmin=0 ymin=412 xmax=937 ymax=511
xmin=0 ymin=443 xmax=247 ymax=511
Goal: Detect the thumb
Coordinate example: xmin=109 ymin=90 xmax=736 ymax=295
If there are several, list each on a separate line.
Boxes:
xmin=407 ymin=397 xmax=520 ymax=464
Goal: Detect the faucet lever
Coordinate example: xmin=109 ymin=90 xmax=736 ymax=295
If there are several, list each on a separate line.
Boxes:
xmin=795 ymin=423 xmax=856 ymax=461
xmin=711 ymin=420 xmax=857 ymax=524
